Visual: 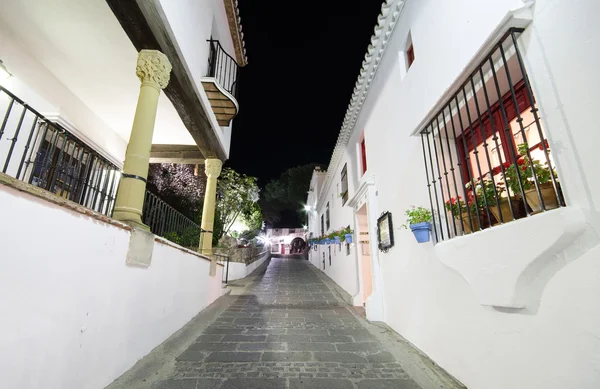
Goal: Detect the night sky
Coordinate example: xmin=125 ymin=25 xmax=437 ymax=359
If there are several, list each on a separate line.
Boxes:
xmin=227 ymin=1 xmax=384 ymax=186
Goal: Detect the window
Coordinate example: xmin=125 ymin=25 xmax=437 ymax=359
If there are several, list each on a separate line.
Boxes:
xmin=407 ymin=44 xmax=415 ymax=69
xmin=360 ymin=138 xmax=367 ymax=175
xmin=321 ymin=214 xmax=324 ymax=236
xmin=325 ymin=202 xmax=330 ymax=230
xmin=418 ymin=28 xmax=563 ymax=242
xmin=341 ymin=164 xmax=349 ymax=205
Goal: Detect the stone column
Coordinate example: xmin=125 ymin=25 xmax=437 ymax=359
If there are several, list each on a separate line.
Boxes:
xmin=113 ymin=50 xmax=172 ymax=229
xmin=199 ymin=159 xmax=223 ymax=258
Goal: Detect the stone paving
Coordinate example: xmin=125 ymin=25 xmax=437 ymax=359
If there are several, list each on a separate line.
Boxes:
xmin=153 ymin=257 xmax=421 ymax=389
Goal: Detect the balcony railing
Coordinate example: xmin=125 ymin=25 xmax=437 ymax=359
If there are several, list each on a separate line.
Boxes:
xmin=0 ymin=85 xmax=120 ymax=216
xmin=142 ymin=190 xmax=201 ymax=248
xmin=207 ymin=39 xmax=240 ymax=99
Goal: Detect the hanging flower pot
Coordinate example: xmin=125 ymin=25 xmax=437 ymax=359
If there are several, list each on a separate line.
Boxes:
xmin=334 ymin=236 xmax=341 ymax=244
xmin=402 ymin=206 xmax=433 ymax=244
xmin=344 ymin=234 xmax=353 ymax=244
xmin=410 ymin=222 xmax=432 ymax=243
xmin=325 ymin=238 xmax=331 ymax=244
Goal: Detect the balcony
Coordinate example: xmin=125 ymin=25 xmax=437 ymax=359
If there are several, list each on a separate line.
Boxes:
xmin=202 ymin=40 xmax=241 ymax=126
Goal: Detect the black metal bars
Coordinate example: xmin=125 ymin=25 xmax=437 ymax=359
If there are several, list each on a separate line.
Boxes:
xmin=418 ymin=28 xmax=564 ymax=242
xmin=0 ymin=85 xmax=120 ymax=216
xmin=207 ymin=39 xmax=241 ymax=99
xmin=142 ymin=190 xmax=201 ymax=246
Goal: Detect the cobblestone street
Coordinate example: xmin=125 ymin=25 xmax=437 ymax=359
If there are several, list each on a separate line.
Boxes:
xmin=149 ymin=257 xmax=421 ymax=389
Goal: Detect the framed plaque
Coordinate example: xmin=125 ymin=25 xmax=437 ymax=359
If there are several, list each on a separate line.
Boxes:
xmin=377 ymin=211 xmax=394 ymax=252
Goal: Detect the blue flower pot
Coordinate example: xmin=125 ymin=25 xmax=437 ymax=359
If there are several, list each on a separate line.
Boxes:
xmin=319 ymin=240 xmax=325 ymax=245
xmin=325 ymin=238 xmax=331 ymax=244
xmin=410 ymin=222 xmax=432 ymax=243
xmin=344 ymin=234 xmax=353 ymax=244
xmin=334 ymin=236 xmax=341 ymax=244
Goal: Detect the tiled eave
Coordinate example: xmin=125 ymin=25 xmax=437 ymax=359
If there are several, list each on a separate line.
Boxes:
xmin=224 ymin=0 xmax=248 ymax=66
xmin=316 ymin=0 xmax=406 ymax=209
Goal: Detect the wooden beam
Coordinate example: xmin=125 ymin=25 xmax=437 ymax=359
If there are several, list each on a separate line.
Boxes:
xmin=150 ymin=144 xmax=205 ymax=164
xmin=105 ymin=0 xmax=227 ymax=161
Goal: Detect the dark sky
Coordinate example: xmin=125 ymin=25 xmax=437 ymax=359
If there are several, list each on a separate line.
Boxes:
xmin=227 ymin=1 xmax=384 ymax=187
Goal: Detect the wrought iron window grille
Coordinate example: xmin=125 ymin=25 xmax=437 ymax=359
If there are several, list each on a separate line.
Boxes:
xmin=418 ymin=28 xmax=564 ymax=242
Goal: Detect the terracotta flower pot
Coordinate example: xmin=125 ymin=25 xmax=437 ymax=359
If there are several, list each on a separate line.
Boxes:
xmin=489 ymin=197 xmax=522 ymax=224
xmin=458 ymin=211 xmax=480 ymax=234
xmin=524 ymin=182 xmax=559 ymax=214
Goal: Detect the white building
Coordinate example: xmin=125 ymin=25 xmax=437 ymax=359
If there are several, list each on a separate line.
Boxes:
xmin=0 ymin=1 xmax=248 ymax=388
xmin=267 ymin=227 xmax=308 ymax=255
xmin=306 ymin=1 xmax=600 ymax=388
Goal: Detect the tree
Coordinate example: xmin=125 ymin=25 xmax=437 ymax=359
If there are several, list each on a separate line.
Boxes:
xmin=261 ymin=163 xmax=320 ymax=226
xmin=214 ymin=167 xmax=260 ymax=243
xmin=147 ymin=164 xmax=205 ymax=219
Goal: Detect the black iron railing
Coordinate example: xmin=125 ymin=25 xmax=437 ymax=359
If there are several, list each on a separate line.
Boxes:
xmin=419 ymin=28 xmax=564 ymax=242
xmin=142 ymin=190 xmax=201 ymax=247
xmin=207 ymin=39 xmax=240 ymax=99
xmin=0 ymin=85 xmax=120 ymax=216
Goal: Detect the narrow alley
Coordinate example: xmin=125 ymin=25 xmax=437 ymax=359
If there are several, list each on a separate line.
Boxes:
xmin=111 ymin=257 xmax=433 ymax=389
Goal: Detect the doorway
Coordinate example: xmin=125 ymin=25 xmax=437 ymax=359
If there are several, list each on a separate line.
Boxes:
xmin=356 ymin=204 xmax=372 ymax=305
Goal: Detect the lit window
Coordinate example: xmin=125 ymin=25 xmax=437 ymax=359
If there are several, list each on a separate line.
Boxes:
xmin=341 ymin=164 xmax=348 ymax=205
xmin=407 ymin=44 xmax=415 ymax=69
xmin=418 ymin=28 xmax=563 ymax=242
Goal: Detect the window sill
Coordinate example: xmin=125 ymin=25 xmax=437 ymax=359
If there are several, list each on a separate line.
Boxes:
xmin=434 ymin=207 xmax=591 ymax=309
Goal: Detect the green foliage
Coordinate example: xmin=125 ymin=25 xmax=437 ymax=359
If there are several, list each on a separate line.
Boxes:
xmin=214 ymin=168 xmax=261 ymax=243
xmin=504 ymin=143 xmax=555 ymax=195
xmin=162 ymin=227 xmax=200 ymax=248
xmin=261 ymin=163 xmax=320 ymax=225
xmin=163 ymin=231 xmax=181 ymax=245
xmin=242 ymin=202 xmax=263 ymax=232
xmin=402 ymin=206 xmax=432 ymax=228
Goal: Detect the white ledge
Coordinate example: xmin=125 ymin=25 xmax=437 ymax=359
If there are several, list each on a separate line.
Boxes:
xmin=435 ymin=207 xmax=588 ymax=308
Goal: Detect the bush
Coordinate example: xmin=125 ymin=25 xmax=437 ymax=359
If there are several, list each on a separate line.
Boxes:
xmin=163 ymin=231 xmax=181 ymax=245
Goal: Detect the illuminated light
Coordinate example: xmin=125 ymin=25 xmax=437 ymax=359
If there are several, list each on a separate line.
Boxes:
xmin=304 ymin=205 xmax=311 ymax=211
xmin=0 ymin=60 xmax=12 ymax=81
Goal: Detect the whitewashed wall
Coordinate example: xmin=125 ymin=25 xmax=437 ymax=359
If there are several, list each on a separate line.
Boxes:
xmin=158 ymin=0 xmax=238 ymax=158
xmin=312 ymin=0 xmax=600 ymax=388
xmin=0 ymin=183 xmax=224 ymax=389
xmin=0 ymin=25 xmax=127 ymax=166
xmin=223 ymin=251 xmax=270 ymax=281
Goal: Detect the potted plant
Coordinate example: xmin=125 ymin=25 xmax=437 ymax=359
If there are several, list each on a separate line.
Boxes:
xmin=401 ymin=206 xmax=433 ymax=243
xmin=444 ymin=195 xmax=480 ymax=234
xmin=341 ymin=226 xmax=354 ymax=243
xmin=504 ymin=143 xmax=559 ymax=213
xmin=469 ymin=177 xmax=521 ymax=224
xmin=334 ymin=231 xmax=341 ymax=244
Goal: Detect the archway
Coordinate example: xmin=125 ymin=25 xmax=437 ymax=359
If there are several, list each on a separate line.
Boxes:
xmin=289 ymin=237 xmax=306 ymax=254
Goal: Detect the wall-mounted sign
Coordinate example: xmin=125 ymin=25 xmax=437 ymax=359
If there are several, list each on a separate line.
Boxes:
xmin=377 ymin=211 xmax=394 ymax=252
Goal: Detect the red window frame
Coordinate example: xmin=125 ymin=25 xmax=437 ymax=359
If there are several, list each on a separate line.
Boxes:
xmin=407 ymin=44 xmax=415 ymax=68
xmin=455 ymin=80 xmax=538 ymax=183
xmin=360 ymin=138 xmax=367 ymax=175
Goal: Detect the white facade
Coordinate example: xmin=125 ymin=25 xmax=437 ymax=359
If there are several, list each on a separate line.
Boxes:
xmin=0 ymin=0 xmax=244 ymax=166
xmin=307 ymin=1 xmax=600 ymax=388
xmin=0 ymin=180 xmax=225 ymax=389
xmin=267 ymin=227 xmax=307 ymax=255
xmin=0 ymin=1 xmax=247 ymax=388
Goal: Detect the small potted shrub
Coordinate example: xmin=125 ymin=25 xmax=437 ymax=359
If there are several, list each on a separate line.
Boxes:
xmin=341 ymin=226 xmax=354 ymax=243
xmin=504 ymin=143 xmax=559 ymax=213
xmin=402 ymin=206 xmax=433 ymax=243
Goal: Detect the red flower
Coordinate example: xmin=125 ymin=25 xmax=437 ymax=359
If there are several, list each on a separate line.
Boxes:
xmin=491 ymin=166 xmax=501 ymax=175
xmin=521 ymin=165 xmax=527 ymax=171
xmin=517 ymin=158 xmax=526 ymax=166
xmin=503 ymin=161 xmax=511 ymax=169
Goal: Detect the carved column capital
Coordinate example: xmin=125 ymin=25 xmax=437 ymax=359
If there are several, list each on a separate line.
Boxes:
xmin=136 ymin=50 xmax=172 ymax=89
xmin=205 ymin=158 xmax=223 ymax=178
